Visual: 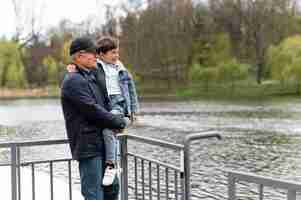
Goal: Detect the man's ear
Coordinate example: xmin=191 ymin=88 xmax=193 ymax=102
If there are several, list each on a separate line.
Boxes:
xmin=99 ymin=52 xmax=105 ymax=58
xmin=73 ymin=53 xmax=81 ymax=62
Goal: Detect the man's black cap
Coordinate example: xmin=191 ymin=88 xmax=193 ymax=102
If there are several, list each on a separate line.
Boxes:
xmin=69 ymin=37 xmax=97 ymax=56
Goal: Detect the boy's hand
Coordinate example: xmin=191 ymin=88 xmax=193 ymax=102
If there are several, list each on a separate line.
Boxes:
xmin=66 ymin=64 xmax=77 ymax=72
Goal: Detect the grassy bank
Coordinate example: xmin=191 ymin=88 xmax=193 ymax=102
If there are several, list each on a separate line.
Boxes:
xmin=1 ymin=81 xmax=301 ymax=101
xmin=0 ymin=86 xmax=60 ymax=99
xmin=175 ymin=81 xmax=301 ymax=101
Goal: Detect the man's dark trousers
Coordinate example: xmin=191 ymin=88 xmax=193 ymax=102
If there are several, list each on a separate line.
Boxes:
xmin=79 ymin=156 xmax=104 ymax=200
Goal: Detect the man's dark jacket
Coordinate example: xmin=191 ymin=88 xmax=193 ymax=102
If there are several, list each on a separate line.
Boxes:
xmin=61 ymin=65 xmax=125 ymax=160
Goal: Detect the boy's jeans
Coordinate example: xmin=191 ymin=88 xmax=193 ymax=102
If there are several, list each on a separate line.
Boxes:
xmin=79 ymin=156 xmax=104 ymax=200
xmin=103 ymin=95 xmax=129 ymax=163
xmin=103 ymin=123 xmax=119 ymax=162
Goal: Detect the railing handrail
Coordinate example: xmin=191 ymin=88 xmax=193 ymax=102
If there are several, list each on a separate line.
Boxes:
xmin=227 ymin=170 xmax=301 ymax=190
xmin=118 ymin=134 xmax=184 ymax=150
xmin=184 ymin=130 xmax=222 ymax=144
xmin=0 ymin=139 xmax=68 ymax=148
xmin=183 ymin=130 xmax=222 ymax=200
xmin=0 ymin=131 xmax=218 ymax=150
xmin=0 ymin=134 xmax=182 ymax=149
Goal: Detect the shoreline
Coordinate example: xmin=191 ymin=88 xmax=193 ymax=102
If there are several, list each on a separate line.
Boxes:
xmin=0 ymin=87 xmax=300 ymax=102
xmin=0 ymin=87 xmax=182 ymax=101
xmin=0 ymin=88 xmax=60 ymax=99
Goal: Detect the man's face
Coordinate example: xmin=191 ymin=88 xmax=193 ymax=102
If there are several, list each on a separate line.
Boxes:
xmin=77 ymin=51 xmax=97 ymax=69
xmin=100 ymin=48 xmax=119 ymax=64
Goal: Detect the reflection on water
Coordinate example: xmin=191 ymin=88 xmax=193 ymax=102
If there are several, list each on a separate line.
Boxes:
xmin=1 ymin=98 xmax=301 ymax=199
xmin=0 ymin=99 xmax=63 ymax=125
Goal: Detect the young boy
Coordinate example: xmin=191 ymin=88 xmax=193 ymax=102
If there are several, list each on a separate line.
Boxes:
xmin=67 ymin=37 xmax=139 ymax=186
xmin=97 ymin=37 xmax=139 ymax=186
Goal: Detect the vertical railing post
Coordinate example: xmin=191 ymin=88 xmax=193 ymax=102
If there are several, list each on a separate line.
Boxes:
xmin=287 ymin=190 xmax=296 ymax=200
xmin=17 ymin=147 xmax=21 ymax=200
xmin=183 ymin=140 xmax=191 ymax=200
xmin=11 ymin=143 xmax=18 ymax=200
xmin=120 ymin=135 xmax=128 ymax=200
xmin=180 ymin=150 xmax=185 ymax=200
xmin=183 ymin=132 xmax=221 ymax=200
xmin=259 ymin=184 xmax=263 ymax=200
xmin=228 ymin=174 xmax=236 ymax=200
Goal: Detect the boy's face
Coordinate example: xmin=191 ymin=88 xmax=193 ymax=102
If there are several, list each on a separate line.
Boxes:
xmin=100 ymin=48 xmax=119 ymax=64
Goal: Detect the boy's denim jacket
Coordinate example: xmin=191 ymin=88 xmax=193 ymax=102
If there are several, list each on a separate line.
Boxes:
xmin=98 ymin=61 xmax=139 ymax=116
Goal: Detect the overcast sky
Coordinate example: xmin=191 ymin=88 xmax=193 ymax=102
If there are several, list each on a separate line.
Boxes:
xmin=0 ymin=0 xmax=126 ymax=38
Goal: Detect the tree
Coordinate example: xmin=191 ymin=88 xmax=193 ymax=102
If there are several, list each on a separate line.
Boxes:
xmin=217 ymin=59 xmax=249 ymax=93
xmin=267 ymin=35 xmax=301 ymax=93
xmin=286 ymin=58 xmax=301 ymax=94
xmin=210 ymin=0 xmax=299 ymax=84
xmin=190 ymin=64 xmax=218 ymax=92
xmin=0 ymin=39 xmax=26 ymax=88
xmin=23 ymin=37 xmax=51 ymax=87
xmin=191 ymin=33 xmax=233 ymax=68
xmin=10 ymin=0 xmax=45 ymax=42
xmin=120 ymin=0 xmax=194 ymax=88
xmin=41 ymin=33 xmax=73 ymax=85
xmin=43 ymin=55 xmax=59 ymax=85
xmin=102 ymin=5 xmax=119 ymax=36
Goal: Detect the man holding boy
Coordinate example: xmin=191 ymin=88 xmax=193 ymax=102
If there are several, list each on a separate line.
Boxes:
xmin=66 ymin=36 xmax=139 ymax=187
xmin=61 ymin=36 xmax=126 ymax=200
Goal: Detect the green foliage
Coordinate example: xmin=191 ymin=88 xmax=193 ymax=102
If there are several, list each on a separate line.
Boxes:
xmin=62 ymin=39 xmax=72 ymax=65
xmin=43 ymin=55 xmax=59 ymax=85
xmin=217 ymin=59 xmax=249 ymax=83
xmin=267 ymin=35 xmax=301 ymax=84
xmin=189 ymin=33 xmax=234 ymax=84
xmin=189 ymin=34 xmax=248 ymax=89
xmin=45 ymin=36 xmax=72 ymax=85
xmin=0 ymin=39 xmax=26 ymax=88
xmin=286 ymin=58 xmax=301 ymax=82
xmin=0 ymin=31 xmax=73 ymax=89
xmin=192 ymin=33 xmax=233 ymax=68
xmin=190 ymin=63 xmax=217 ymax=82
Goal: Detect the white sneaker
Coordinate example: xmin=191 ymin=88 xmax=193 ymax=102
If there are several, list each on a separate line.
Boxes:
xmin=102 ymin=166 xmax=117 ymax=186
xmin=124 ymin=117 xmax=131 ymax=127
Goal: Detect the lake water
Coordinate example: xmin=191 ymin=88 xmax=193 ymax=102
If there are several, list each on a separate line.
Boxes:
xmin=1 ymin=98 xmax=301 ymax=199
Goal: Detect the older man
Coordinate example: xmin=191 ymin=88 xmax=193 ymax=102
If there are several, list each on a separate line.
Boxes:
xmin=61 ymin=37 xmax=126 ymax=200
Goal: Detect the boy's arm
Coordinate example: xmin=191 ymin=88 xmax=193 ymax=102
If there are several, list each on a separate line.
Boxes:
xmin=127 ymin=72 xmax=139 ymax=114
xmin=117 ymin=60 xmax=139 ymax=113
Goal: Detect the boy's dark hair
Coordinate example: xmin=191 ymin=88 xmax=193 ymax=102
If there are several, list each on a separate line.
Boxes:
xmin=96 ymin=37 xmax=118 ymax=54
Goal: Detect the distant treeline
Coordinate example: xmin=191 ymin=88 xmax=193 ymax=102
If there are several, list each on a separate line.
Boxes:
xmin=1 ymin=0 xmax=301 ymax=93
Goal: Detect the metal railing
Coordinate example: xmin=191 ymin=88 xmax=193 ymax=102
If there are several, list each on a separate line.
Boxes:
xmin=227 ymin=170 xmax=301 ymax=200
xmin=118 ymin=134 xmax=185 ymax=200
xmin=118 ymin=130 xmax=221 ymax=200
xmin=0 ymin=139 xmax=71 ymax=200
xmin=0 ymin=131 xmax=221 ymax=200
xmin=182 ymin=132 xmax=221 ymax=200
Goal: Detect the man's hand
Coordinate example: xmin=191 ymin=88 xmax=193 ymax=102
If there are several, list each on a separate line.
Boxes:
xmin=66 ymin=64 xmax=77 ymax=72
xmin=112 ymin=129 xmax=125 ymax=134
